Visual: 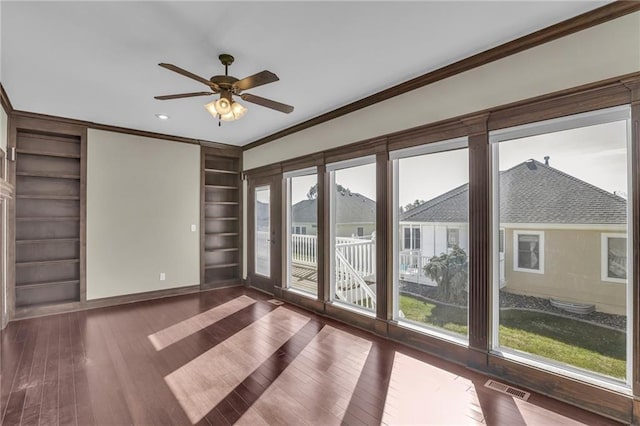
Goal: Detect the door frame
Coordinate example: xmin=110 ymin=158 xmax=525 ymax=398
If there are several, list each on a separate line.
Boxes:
xmin=247 ymin=174 xmax=282 ymax=294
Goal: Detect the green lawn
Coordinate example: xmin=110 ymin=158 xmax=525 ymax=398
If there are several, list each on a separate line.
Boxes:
xmin=399 ymin=295 xmax=626 ymax=379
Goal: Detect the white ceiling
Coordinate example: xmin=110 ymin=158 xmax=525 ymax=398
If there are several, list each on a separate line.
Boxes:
xmin=1 ymin=1 xmax=610 ymax=147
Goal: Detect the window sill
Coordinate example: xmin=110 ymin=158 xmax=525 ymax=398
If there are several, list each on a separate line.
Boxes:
xmin=394 ymin=319 xmax=468 ymax=347
xmin=491 ymin=347 xmax=631 ymax=396
xmin=329 ymin=300 xmax=376 ymax=318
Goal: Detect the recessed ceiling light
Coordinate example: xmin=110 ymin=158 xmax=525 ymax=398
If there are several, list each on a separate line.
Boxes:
xmin=155 ymin=113 xmax=170 ymax=120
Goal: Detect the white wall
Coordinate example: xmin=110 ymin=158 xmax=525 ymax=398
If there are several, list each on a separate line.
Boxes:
xmin=87 ymin=129 xmax=200 ymax=299
xmin=244 ymin=12 xmax=640 ymax=170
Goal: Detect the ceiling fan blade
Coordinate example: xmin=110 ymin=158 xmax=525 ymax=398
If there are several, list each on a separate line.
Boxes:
xmin=241 ymin=93 xmax=294 ymax=114
xmin=158 ymin=63 xmax=219 ymax=90
xmin=233 ymin=70 xmax=279 ymax=91
xmin=154 ymin=92 xmax=213 ymax=100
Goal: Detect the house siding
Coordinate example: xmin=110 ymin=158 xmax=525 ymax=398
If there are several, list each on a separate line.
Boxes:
xmin=503 ymin=228 xmax=626 ymax=315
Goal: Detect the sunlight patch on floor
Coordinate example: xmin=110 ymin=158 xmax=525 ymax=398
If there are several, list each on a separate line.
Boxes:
xmin=147 ymin=295 xmax=255 ymax=351
xmin=236 ymin=325 xmax=372 ymax=425
xmin=382 ymin=352 xmax=483 ymax=425
xmin=164 ymin=307 xmax=310 ymax=424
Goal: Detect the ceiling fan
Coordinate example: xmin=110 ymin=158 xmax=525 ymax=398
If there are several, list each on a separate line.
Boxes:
xmin=155 ymin=53 xmax=294 ymax=122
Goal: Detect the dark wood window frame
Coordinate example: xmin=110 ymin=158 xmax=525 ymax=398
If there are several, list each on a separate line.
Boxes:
xmin=243 ymin=72 xmax=640 ymax=423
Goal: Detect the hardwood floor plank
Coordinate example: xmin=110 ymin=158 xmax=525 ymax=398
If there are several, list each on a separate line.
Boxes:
xmin=99 ymin=305 xmax=188 ymax=426
xmin=2 ymin=389 xmax=27 ymax=426
xmin=23 ymin=319 xmax=50 ymax=411
xmin=69 ymin=311 xmax=96 ymax=426
xmin=1 ymin=322 xmax=27 ymax=422
xmin=58 ymin=315 xmax=77 ymax=426
xmin=148 ymin=295 xmax=256 ymax=351
xmin=237 ymin=325 xmax=371 ymax=425
xmin=155 ymin=302 xmax=276 ymax=377
xmin=37 ymin=316 xmax=62 ymax=426
xmin=165 ymin=307 xmax=310 ymax=424
xmin=208 ymin=321 xmax=323 ymax=423
xmin=82 ymin=311 xmax=135 ymax=426
xmin=0 ymin=287 xmax=623 ymax=426
xmin=20 ymin=403 xmax=41 ymax=426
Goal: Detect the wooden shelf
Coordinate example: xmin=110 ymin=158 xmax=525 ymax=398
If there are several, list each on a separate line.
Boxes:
xmin=205 ymin=247 xmax=239 ymax=252
xmin=205 ymin=168 xmax=239 ymax=175
xmin=17 ymin=194 xmax=80 ymax=200
xmin=17 ymin=149 xmax=81 ymax=159
xmin=205 ymin=263 xmax=239 ymax=269
xmin=205 ymin=184 xmax=238 ymax=190
xmin=17 ymin=171 xmax=80 ymax=180
xmin=202 ymin=151 xmax=241 ymax=288
xmin=15 ymin=128 xmax=83 ymax=309
xmin=17 ymin=216 xmax=80 ymax=222
xmin=205 ymin=201 xmax=239 ymax=205
xmin=16 ymin=259 xmax=80 ymax=267
xmin=16 ymin=280 xmax=80 ymax=290
xmin=17 ymin=238 xmax=79 ymax=245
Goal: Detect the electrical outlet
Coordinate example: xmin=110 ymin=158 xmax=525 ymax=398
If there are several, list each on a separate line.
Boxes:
xmin=191 ymin=224 xmax=197 ymax=232
xmin=160 ymin=272 xmax=166 ymax=281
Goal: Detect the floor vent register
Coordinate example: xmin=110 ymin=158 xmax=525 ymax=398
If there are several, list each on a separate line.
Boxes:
xmin=484 ymin=379 xmax=531 ymax=401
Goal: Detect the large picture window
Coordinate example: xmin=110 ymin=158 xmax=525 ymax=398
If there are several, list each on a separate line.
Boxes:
xmin=327 ymin=156 xmax=377 ymax=313
xmin=391 ymin=138 xmax=469 ymax=341
xmin=285 ymin=169 xmax=318 ymax=297
xmin=491 ymin=106 xmax=631 ymax=387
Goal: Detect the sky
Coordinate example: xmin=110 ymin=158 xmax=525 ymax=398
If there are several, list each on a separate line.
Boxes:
xmin=288 ymin=119 xmax=629 ymax=206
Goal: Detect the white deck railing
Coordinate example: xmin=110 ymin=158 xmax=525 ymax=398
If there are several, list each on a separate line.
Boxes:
xmin=399 ymin=250 xmax=437 ymax=286
xmin=335 ymin=250 xmax=376 ymax=310
xmin=335 ymin=237 xmax=375 ymax=279
xmin=291 ymin=234 xmax=318 ymax=266
xmin=288 ymin=234 xmax=376 ymax=308
xmin=290 ymin=235 xmax=376 ymax=278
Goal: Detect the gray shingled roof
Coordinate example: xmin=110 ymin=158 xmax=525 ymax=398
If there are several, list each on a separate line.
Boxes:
xmin=292 ymin=191 xmax=376 ymax=223
xmin=401 ymin=160 xmax=627 ymax=224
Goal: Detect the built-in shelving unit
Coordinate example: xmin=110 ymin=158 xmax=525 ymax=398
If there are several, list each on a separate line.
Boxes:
xmin=15 ymin=131 xmax=83 ymax=308
xmin=201 ymin=148 xmax=242 ymax=288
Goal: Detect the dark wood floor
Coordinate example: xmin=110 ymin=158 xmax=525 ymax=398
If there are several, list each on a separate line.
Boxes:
xmin=0 ymin=286 xmax=622 ymax=425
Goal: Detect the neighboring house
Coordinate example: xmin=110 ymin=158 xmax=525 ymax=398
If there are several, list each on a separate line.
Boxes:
xmin=400 ymin=159 xmax=627 ymax=315
xmin=292 ymin=190 xmax=376 ymax=238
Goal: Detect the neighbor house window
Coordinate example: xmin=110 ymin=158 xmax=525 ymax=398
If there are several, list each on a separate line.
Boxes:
xmin=391 ymin=137 xmax=469 ymax=342
xmin=601 ymin=233 xmax=627 ymax=282
xmin=491 ymin=105 xmax=631 ymax=387
xmin=328 ymin=156 xmax=377 ymax=313
xmin=293 ymin=226 xmax=307 ymax=235
xmin=513 ymin=231 xmax=544 ymax=273
xmin=285 ymin=169 xmax=318 ymax=297
xmin=403 ymin=227 xmax=420 ymax=250
xmin=447 ymin=228 xmax=459 ymax=248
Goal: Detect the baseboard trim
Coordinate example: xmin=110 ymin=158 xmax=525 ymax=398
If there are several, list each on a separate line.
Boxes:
xmin=13 ymin=284 xmax=202 ymax=321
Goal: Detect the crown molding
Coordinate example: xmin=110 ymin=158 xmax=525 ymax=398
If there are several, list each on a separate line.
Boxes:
xmin=0 ymin=83 xmax=13 ymax=114
xmin=10 ymin=109 xmax=236 ymax=150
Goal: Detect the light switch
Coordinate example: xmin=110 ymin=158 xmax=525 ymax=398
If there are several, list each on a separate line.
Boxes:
xmin=191 ymin=224 xmax=197 ymax=232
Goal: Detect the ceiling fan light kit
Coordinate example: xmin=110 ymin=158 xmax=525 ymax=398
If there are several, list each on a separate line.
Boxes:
xmin=155 ymin=53 xmax=293 ymax=124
